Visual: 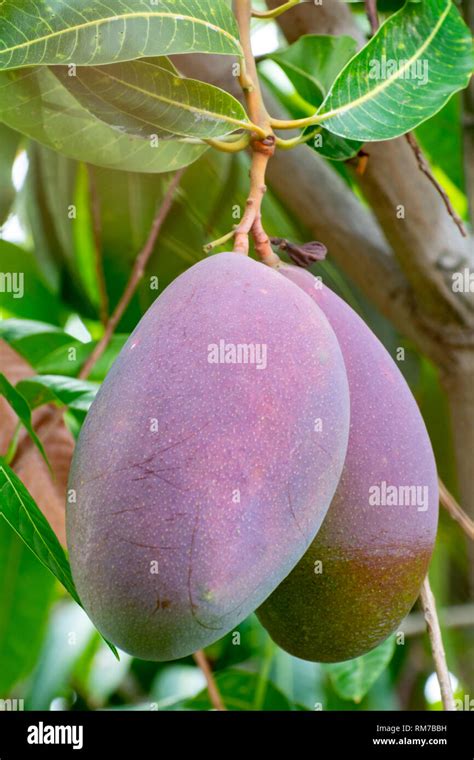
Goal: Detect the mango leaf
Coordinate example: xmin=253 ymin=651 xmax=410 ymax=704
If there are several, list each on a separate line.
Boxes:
xmin=0 ymin=463 xmax=80 ymax=604
xmin=268 ymin=35 xmax=358 ymax=106
xmin=263 ymin=36 xmax=362 ymax=161
xmin=35 ymin=336 xmax=128 ymax=380
xmin=0 ymin=0 xmax=241 ymax=71
xmin=0 ymin=240 xmax=62 ymax=324
xmin=0 ymin=319 xmax=126 ymax=381
xmin=0 ymin=519 xmax=55 ymax=696
xmin=183 ymin=669 xmax=292 ymax=711
xmin=0 ymin=462 xmax=80 ymax=604
xmin=323 ymin=636 xmax=396 ymax=703
xmin=0 ymin=374 xmax=49 ymax=468
xmin=0 ymin=124 xmax=21 ymax=225
xmin=0 ymin=463 xmax=120 ymax=659
xmin=318 ymin=0 xmax=474 ymax=141
xmin=0 ymin=67 xmax=208 ymax=173
xmin=0 ymin=319 xmax=74 ymax=367
xmin=53 ymin=60 xmax=251 ymax=140
xmin=16 ymin=375 xmax=99 ymax=412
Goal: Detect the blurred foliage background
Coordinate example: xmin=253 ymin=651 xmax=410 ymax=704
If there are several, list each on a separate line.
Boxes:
xmin=0 ymin=1 xmax=473 ymax=712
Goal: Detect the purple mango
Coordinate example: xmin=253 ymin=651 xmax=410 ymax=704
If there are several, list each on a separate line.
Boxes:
xmin=258 ymin=266 xmax=439 ymax=662
xmin=67 ymin=253 xmax=350 ymax=660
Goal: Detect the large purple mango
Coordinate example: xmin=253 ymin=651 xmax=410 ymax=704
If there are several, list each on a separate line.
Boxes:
xmin=67 ymin=253 xmax=350 ymax=660
xmin=258 ymin=267 xmax=439 ymax=662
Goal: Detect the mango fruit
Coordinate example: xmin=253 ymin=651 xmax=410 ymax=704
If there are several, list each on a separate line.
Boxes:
xmin=67 ymin=253 xmax=350 ymax=661
xmin=257 ymin=266 xmax=439 ymax=662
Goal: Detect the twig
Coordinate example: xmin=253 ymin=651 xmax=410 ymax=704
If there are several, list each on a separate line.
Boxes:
xmin=419 ymin=576 xmax=456 ymax=711
xmin=193 ymin=650 xmax=226 ymax=711
xmin=364 ymin=0 xmax=379 ymax=34
xmin=438 ymin=477 xmax=474 ymax=541
xmin=405 ymin=134 xmax=467 ymax=238
xmin=78 ymin=169 xmax=184 ymax=380
xmin=87 ymin=165 xmax=109 ymax=326
xmin=252 ymin=0 xmax=301 ymax=19
xmin=228 ymin=0 xmax=280 ymax=264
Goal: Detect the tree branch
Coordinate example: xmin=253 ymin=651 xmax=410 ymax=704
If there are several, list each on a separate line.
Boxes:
xmin=419 ymin=577 xmax=456 ymax=711
xmin=193 ymin=650 xmax=226 ymax=711
xmin=78 ymin=169 xmax=184 ymax=380
xmin=439 ymin=477 xmax=474 ymax=541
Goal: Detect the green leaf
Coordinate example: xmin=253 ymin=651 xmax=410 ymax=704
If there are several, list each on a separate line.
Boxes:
xmin=53 ymin=60 xmax=250 ymax=140
xmin=323 ymin=636 xmax=397 ymax=703
xmin=35 ymin=336 xmax=128 ymax=380
xmin=0 ymin=67 xmax=208 ymax=173
xmin=0 ymin=319 xmax=73 ymax=367
xmin=0 ymin=0 xmax=241 ymax=71
xmin=0 ymin=463 xmax=80 ymax=605
xmin=318 ymin=0 xmax=474 ymax=141
xmin=0 ymin=519 xmax=55 ymax=695
xmin=268 ymin=35 xmax=358 ymax=106
xmin=0 ymin=319 xmax=126 ymax=381
xmin=0 ymin=465 xmax=122 ymax=662
xmin=0 ymin=240 xmax=62 ymax=323
xmin=0 ymin=373 xmax=50 ymax=468
xmin=0 ymin=124 xmax=21 ymax=225
xmin=263 ymin=36 xmax=362 ymax=160
xmin=183 ymin=669 xmax=292 ymax=711
xmin=16 ymin=375 xmax=99 ymax=412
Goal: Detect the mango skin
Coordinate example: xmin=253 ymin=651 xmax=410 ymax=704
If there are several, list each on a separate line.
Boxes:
xmin=67 ymin=253 xmax=350 ymax=661
xmin=257 ymin=267 xmax=439 ymax=663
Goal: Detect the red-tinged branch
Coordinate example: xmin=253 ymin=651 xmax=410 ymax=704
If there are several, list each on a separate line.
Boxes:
xmin=79 ymin=169 xmax=184 ymax=380
xmin=404 ymin=133 xmax=467 ymax=238
xmin=193 ymin=650 xmax=226 ymax=711
xmin=419 ymin=577 xmax=456 ymax=711
xmin=221 ymin=0 xmax=279 ymax=265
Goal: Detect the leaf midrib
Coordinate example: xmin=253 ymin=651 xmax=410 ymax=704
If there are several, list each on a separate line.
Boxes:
xmin=318 ymin=0 xmax=451 ymax=122
xmin=0 ymin=11 xmax=241 ymax=61
xmin=84 ymin=64 xmax=250 ymax=134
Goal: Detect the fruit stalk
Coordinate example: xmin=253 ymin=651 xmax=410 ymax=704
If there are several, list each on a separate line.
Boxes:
xmin=231 ymin=0 xmax=280 ymax=266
